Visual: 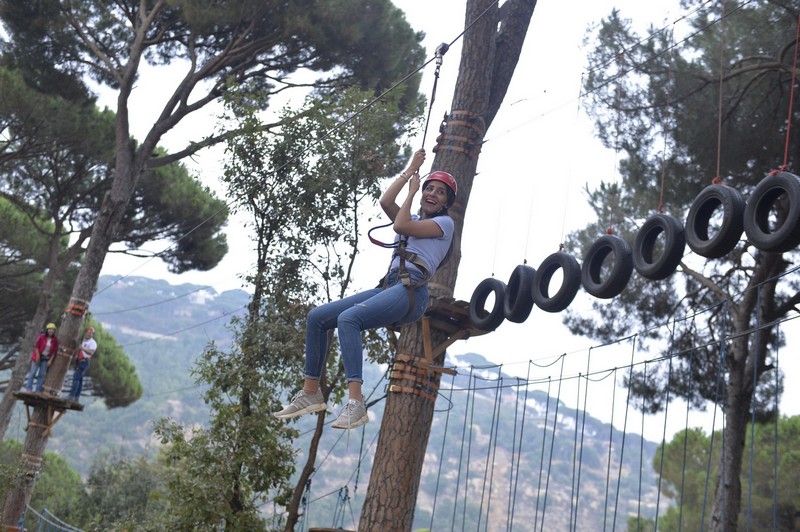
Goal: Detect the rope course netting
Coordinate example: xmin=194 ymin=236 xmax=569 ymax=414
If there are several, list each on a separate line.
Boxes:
xmin=275 ymin=266 xmax=797 ymax=531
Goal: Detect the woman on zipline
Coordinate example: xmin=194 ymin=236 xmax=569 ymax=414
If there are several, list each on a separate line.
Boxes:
xmin=274 ymin=148 xmax=457 ymax=429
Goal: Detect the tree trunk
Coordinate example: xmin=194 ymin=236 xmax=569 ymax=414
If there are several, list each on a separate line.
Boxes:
xmin=1 ymin=143 xmax=144 ymax=528
xmin=359 ymin=1 xmax=536 ymax=529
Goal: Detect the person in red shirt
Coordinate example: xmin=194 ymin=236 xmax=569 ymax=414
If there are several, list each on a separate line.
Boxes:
xmin=26 ymin=323 xmax=59 ymax=393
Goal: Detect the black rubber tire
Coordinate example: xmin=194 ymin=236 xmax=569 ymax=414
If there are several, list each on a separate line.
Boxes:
xmin=633 ymin=214 xmax=686 ymax=280
xmin=581 ymin=234 xmax=634 ymax=299
xmin=503 ymin=264 xmax=536 ymax=323
xmin=531 ymin=252 xmax=582 ymax=313
xmin=685 ymin=184 xmax=745 ymax=258
xmin=469 ymin=278 xmax=507 ymax=332
xmin=743 ymin=171 xmax=800 ymax=253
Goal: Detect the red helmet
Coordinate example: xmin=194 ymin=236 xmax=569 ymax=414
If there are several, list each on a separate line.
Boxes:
xmin=424 ymin=171 xmax=457 ymax=201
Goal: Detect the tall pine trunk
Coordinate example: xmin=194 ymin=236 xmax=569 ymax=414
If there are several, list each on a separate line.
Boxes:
xmin=359 ymin=0 xmax=537 ymax=529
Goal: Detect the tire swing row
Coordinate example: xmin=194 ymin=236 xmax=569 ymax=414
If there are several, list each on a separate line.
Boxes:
xmin=468 ymin=171 xmax=800 ymax=332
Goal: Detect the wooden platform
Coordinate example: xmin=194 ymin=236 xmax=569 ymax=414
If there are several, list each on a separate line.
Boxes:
xmin=417 ymin=296 xmax=487 ymax=363
xmin=13 ymin=391 xmax=84 ymax=437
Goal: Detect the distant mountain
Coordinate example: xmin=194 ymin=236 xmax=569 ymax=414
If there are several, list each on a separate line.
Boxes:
xmin=8 ymin=275 xmax=662 ymax=530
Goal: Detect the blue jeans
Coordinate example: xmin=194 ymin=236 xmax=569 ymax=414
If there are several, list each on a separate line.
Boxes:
xmin=69 ymin=359 xmax=90 ymax=398
xmin=27 ymin=359 xmax=48 ymax=392
xmin=305 ymin=270 xmax=429 ymax=383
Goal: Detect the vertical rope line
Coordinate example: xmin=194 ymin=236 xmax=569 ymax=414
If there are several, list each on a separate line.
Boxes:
xmin=478 ymin=373 xmax=504 ymax=530
xmin=702 ymin=299 xmax=729 ymax=530
xmin=637 ymin=362 xmax=648 ymax=530
xmin=569 ymin=371 xmax=583 ymax=532
xmin=608 ymin=52 xmax=625 ymax=233
xmin=534 ymin=374 xmax=553 ymax=531
xmin=559 ymin=74 xmax=587 ymax=248
xmin=509 ymin=370 xmax=532 ymax=531
xmin=430 ymin=372 xmax=457 ymax=530
xmin=602 ymin=367 xmax=618 ymax=530
xmin=573 ymin=348 xmax=594 ymax=530
xmin=540 ymin=355 xmax=567 ymax=531
xmin=463 ymin=373 xmax=478 ymax=531
xmin=659 ymin=28 xmax=677 ymax=214
xmin=452 ymin=366 xmax=474 ymax=532
xmin=678 ymin=348 xmax=697 ymax=531
xmin=612 ymin=336 xmax=638 ymax=531
xmin=781 ymin=12 xmax=800 ymax=170
xmin=654 ymin=340 xmax=676 ymax=531
xmin=772 ymin=323 xmax=780 ymax=530
xmin=714 ymin=0 xmax=727 ymax=180
xmin=746 ymin=286 xmax=763 ymax=530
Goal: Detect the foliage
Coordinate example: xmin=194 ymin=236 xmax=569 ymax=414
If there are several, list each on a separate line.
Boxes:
xmin=573 ymin=0 xmax=799 ymax=433
xmin=78 ymin=450 xmax=170 ymax=531
xmin=84 ymin=321 xmax=143 ymax=408
xmin=574 ymin=2 xmax=800 ymax=527
xmin=649 ymin=417 xmax=800 ymax=531
xmin=152 ymin=84 xmax=420 ymax=527
xmin=0 ymin=440 xmax=84 ymax=520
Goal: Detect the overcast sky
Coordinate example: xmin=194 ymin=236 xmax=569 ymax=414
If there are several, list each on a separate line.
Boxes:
xmin=97 ymin=0 xmax=800 ymax=443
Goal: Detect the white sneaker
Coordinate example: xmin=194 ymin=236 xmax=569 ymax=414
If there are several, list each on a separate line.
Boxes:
xmin=274 ymin=389 xmax=327 ymax=419
xmin=331 ymin=399 xmax=369 ymax=429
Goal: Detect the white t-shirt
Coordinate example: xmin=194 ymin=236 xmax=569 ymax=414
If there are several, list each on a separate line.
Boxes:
xmin=79 ymin=338 xmax=98 ymax=360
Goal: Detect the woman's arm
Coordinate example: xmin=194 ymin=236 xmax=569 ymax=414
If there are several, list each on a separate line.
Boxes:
xmin=380 ymin=149 xmax=426 ymax=220
xmin=392 ymin=174 xmax=445 ymax=238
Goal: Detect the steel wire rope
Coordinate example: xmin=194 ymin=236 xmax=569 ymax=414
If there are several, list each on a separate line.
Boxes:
xmin=700 ymin=298 xmax=729 ymax=530
xmin=451 ymin=365 xmax=474 ymax=532
xmin=429 ymin=371 xmax=458 ymax=531
xmin=601 ymin=367 xmax=618 ymax=531
xmin=568 ymin=370 xmax=582 ymax=532
xmin=538 ymin=353 xmax=566 ymax=531
xmin=484 ymin=0 xmax=754 ymax=147
xmin=678 ymin=345 xmax=698 ymax=531
xmin=533 ymin=375 xmax=552 ymax=532
xmin=477 ymin=373 xmax=504 ymax=530
xmin=653 ymin=321 xmax=677 ymax=530
xmin=507 ymin=368 xmax=532 ymax=532
xmin=91 ymin=283 xmax=215 ymax=316
xmin=115 ymin=304 xmax=248 ymax=347
xmin=461 ymin=372 xmax=479 ymax=530
xmin=778 ymin=11 xmax=800 ymax=171
xmin=745 ymin=284 xmax=763 ymax=530
xmin=94 ymin=2 xmax=502 ymax=298
xmin=637 ymin=362 xmax=648 ymax=529
xmin=771 ymin=323 xmax=780 ymax=529
xmin=572 ymin=347 xmax=595 ymax=531
xmin=610 ymin=337 xmax=638 ymax=531
xmin=713 ymin=0 xmax=728 ymax=184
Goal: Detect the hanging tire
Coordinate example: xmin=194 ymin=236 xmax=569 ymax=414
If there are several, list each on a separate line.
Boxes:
xmin=633 ymin=214 xmax=686 ymax=280
xmin=469 ymin=278 xmax=507 ymax=331
xmin=531 ymin=252 xmax=581 ymax=313
xmin=581 ymin=234 xmax=634 ymax=299
xmin=743 ymin=171 xmax=800 ymax=253
xmin=685 ymin=184 xmax=745 ymax=258
xmin=503 ymin=264 xmax=536 ymax=323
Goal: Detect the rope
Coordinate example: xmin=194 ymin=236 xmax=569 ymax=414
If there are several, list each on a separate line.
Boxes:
xmin=653 ymin=324 xmax=676 ymax=531
xmin=745 ymin=285 xmax=763 ymax=529
xmin=538 ymin=354 xmax=565 ymax=531
xmin=714 ymin=0 xmax=727 ymax=182
xmin=507 ymin=366 xmax=532 ymax=532
xmin=533 ymin=375 xmax=553 ymax=532
xmin=602 ymin=368 xmax=618 ymax=530
xmin=428 ymin=371 xmax=457 ymax=530
xmin=477 ymin=373 xmax=503 ymax=529
xmin=779 ymin=11 xmax=800 ymax=171
xmin=572 ymin=347 xmax=595 ymax=531
xmin=611 ymin=336 xmax=637 ymax=530
xmin=678 ymin=346 xmax=696 ymax=528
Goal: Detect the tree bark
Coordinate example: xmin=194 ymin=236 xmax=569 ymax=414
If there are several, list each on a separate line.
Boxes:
xmin=359 ymin=1 xmax=536 ymax=529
